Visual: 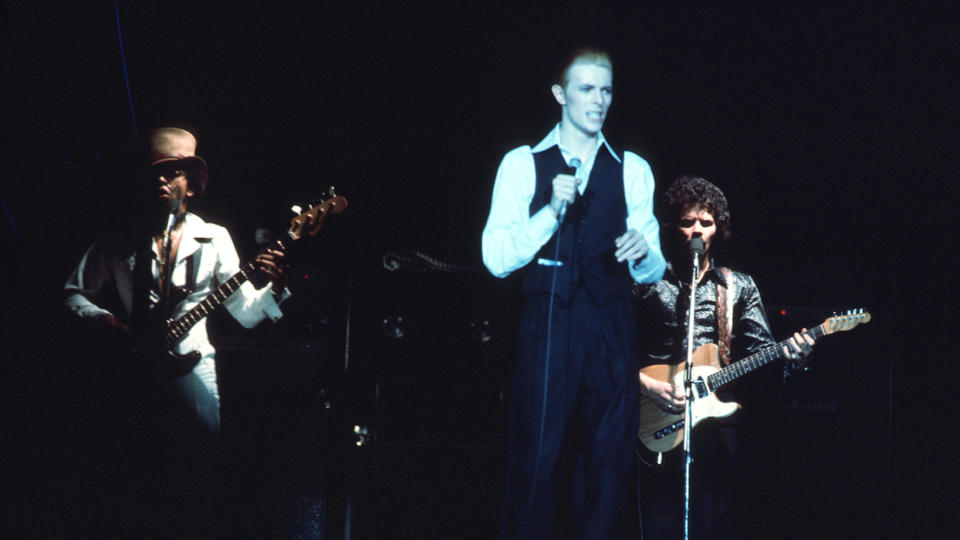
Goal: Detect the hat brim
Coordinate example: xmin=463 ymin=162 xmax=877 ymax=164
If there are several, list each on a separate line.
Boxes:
xmin=150 ymin=156 xmax=208 ymax=196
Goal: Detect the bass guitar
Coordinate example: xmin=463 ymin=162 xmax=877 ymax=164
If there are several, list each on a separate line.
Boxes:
xmin=124 ymin=188 xmax=347 ymax=378
xmin=637 ymin=309 xmax=870 ymax=454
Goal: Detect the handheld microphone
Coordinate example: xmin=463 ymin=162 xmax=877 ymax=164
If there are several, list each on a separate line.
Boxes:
xmin=557 ymin=157 xmax=581 ymax=222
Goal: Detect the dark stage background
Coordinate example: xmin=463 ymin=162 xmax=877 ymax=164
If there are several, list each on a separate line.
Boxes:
xmin=1 ymin=1 xmax=955 ymax=538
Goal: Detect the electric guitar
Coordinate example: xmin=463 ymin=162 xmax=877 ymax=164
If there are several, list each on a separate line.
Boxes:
xmin=637 ymin=309 xmax=871 ymax=454
xmin=123 ymin=188 xmax=348 ymax=378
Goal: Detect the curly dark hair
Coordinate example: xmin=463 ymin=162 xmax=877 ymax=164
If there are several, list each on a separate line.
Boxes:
xmin=663 ymin=175 xmax=732 ymax=252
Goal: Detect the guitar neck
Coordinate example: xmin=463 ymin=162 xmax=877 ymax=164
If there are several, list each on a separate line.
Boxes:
xmin=162 ymin=236 xmax=290 ymax=346
xmin=706 ymin=324 xmax=827 ymax=390
xmin=156 ymin=188 xmax=348 ymax=348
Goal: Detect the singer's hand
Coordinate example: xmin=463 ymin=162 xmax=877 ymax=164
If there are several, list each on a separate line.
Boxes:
xmin=549 ymin=174 xmax=579 ymax=217
xmin=614 ymin=229 xmax=649 ymax=263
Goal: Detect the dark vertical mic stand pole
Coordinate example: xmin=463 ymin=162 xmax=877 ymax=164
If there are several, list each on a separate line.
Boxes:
xmin=160 ymin=203 xmax=178 ymax=315
xmin=682 ymin=239 xmax=703 ymax=540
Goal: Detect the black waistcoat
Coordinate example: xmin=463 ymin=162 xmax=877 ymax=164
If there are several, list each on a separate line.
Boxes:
xmin=522 ymin=145 xmax=630 ymax=306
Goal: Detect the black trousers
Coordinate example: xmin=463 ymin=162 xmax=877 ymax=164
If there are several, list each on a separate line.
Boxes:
xmin=503 ymin=287 xmax=639 ymax=539
xmin=637 ymin=420 xmax=743 ymax=540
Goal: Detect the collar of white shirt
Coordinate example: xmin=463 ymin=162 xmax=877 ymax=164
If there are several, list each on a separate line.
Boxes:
xmin=530 ymin=124 xmax=622 ymax=164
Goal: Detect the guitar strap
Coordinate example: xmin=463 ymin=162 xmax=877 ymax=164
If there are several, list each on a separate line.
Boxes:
xmin=716 ymin=267 xmax=735 ymax=367
xmin=132 ymin=239 xmax=204 ymax=322
xmin=185 ymin=244 xmax=203 ymax=293
xmin=131 ymin=241 xmax=154 ymax=323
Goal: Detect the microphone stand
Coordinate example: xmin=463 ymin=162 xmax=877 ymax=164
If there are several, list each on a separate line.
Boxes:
xmin=682 ymin=239 xmax=703 ymax=540
xmin=160 ymin=204 xmax=179 ymax=316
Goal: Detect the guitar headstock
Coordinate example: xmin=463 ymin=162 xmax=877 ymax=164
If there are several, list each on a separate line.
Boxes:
xmin=289 ymin=187 xmax=348 ymax=240
xmin=820 ymin=309 xmax=871 ymax=335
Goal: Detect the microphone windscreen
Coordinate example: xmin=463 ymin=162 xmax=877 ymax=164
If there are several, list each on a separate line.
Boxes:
xmin=689 ymin=238 xmax=705 ymax=255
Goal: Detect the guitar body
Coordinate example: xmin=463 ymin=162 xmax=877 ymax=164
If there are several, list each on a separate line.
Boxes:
xmin=127 ymin=334 xmax=203 ymax=379
xmin=636 ymin=310 xmax=871 ymax=458
xmin=637 ymin=343 xmax=741 ymax=453
xmin=113 ymin=312 xmax=204 ymax=380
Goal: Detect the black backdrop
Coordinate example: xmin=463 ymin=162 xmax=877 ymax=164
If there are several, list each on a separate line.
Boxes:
xmin=1 ymin=2 xmax=955 ymax=537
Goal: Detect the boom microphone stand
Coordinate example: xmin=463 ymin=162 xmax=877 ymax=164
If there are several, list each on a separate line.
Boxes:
xmin=682 ymin=238 xmax=704 ymax=540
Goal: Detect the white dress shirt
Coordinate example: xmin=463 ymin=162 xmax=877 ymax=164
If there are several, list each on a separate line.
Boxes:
xmin=481 ymin=124 xmax=665 ymax=284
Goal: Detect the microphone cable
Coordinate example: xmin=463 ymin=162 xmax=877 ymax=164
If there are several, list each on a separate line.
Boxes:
xmin=529 ymin=158 xmax=579 ymax=514
xmin=529 ymin=219 xmax=564 ymax=513
xmin=115 ymin=0 xmax=138 ymax=136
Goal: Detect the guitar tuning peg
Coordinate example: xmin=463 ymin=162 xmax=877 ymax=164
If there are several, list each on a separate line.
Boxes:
xmin=290 ymin=205 xmax=303 ymax=216
xmin=328 ymin=186 xmax=337 ymax=196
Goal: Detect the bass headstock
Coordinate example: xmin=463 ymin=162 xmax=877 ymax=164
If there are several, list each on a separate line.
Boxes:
xmin=289 ymin=187 xmax=349 ymax=241
xmin=820 ymin=309 xmax=871 ymax=335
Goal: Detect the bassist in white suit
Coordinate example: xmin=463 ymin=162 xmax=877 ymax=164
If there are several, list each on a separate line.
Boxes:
xmin=633 ymin=175 xmax=815 ymax=539
xmin=62 ymin=127 xmax=290 ymax=536
xmin=64 ymin=127 xmax=290 ymax=434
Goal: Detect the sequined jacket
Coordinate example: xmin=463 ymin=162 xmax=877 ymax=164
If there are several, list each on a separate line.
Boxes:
xmin=632 ymin=261 xmax=776 ymax=371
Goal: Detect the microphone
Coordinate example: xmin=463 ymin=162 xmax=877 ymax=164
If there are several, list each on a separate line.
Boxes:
xmin=689 ymin=237 xmax=704 ymax=277
xmin=557 ymin=157 xmax=581 ymax=223
xmin=161 ymin=197 xmax=181 ymax=268
xmin=689 ymin=237 xmax=704 ymax=257
xmin=166 ymin=195 xmax=181 ymax=215
xmin=163 ymin=197 xmax=181 ymax=236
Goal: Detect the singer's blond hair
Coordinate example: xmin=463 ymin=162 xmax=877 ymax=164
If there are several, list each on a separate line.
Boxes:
xmin=558 ymin=48 xmax=613 ymax=89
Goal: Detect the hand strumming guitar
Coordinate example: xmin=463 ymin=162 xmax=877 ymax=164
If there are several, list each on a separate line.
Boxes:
xmin=639 ymin=371 xmax=685 ymax=413
xmin=94 ymin=313 xmax=131 ymax=339
xmin=638 ymin=329 xmax=816 ymax=414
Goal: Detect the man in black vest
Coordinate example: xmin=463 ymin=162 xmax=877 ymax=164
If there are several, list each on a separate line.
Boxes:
xmin=482 ymin=49 xmax=666 ymax=538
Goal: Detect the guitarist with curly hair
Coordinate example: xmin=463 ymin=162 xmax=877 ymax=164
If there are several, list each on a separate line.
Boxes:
xmin=633 ymin=175 xmax=816 ymax=539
